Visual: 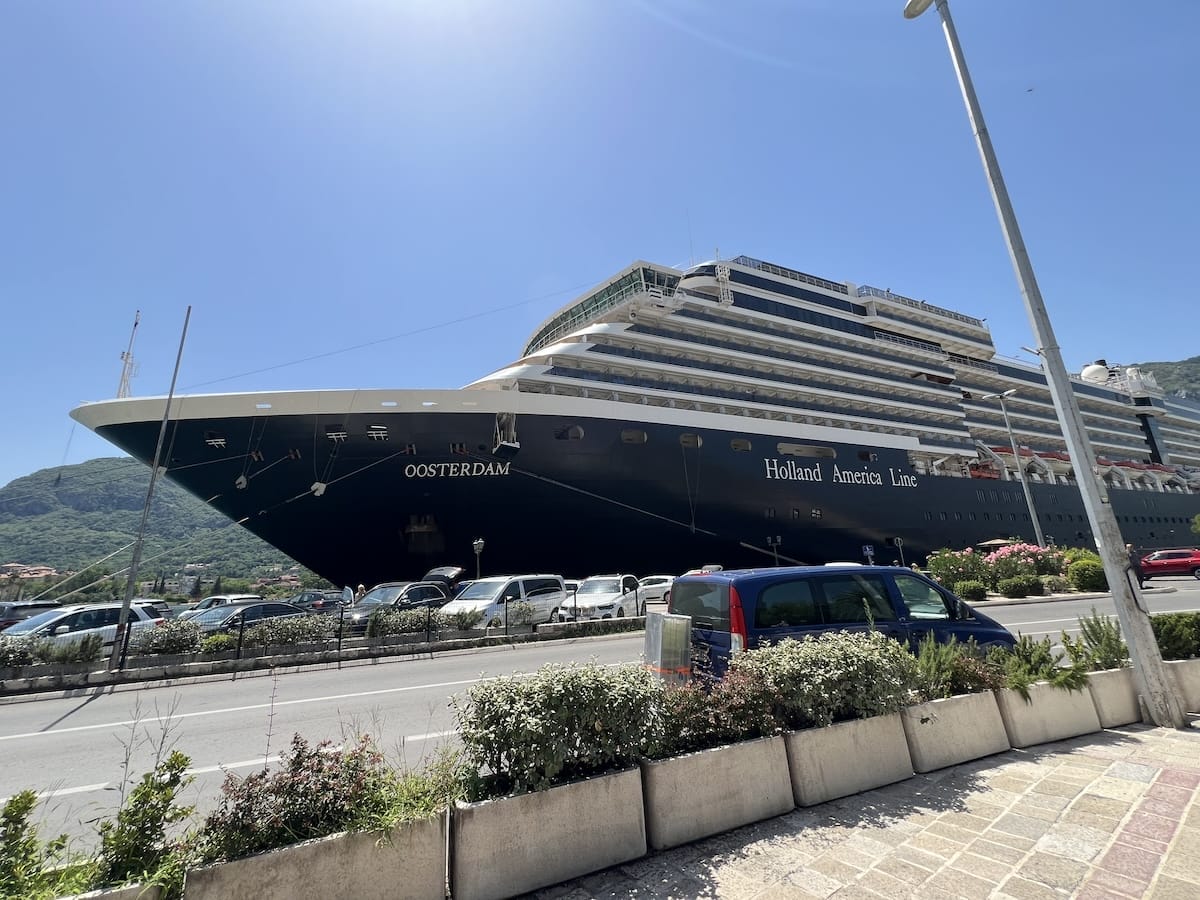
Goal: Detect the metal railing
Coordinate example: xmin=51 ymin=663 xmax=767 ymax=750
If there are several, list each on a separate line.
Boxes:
xmin=730 ymin=255 xmax=849 ymax=295
xmin=857 ymin=284 xmax=985 ymax=328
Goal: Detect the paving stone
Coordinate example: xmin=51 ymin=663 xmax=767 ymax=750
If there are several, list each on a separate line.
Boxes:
xmin=1073 ymin=794 xmax=1134 ymax=817
xmin=1083 ymin=865 xmax=1154 ymax=898
xmin=1015 ymin=851 xmax=1090 ymax=891
xmin=1171 ymin=826 xmax=1200 ymax=858
xmin=1146 ymin=782 xmax=1192 ymax=805
xmin=1099 ymin=841 xmax=1163 ymax=883
xmin=1032 ymin=823 xmax=1108 ymax=862
xmin=997 ymin=874 xmax=1063 ymax=900
xmin=1090 ymin=776 xmax=1151 ymax=802
xmin=1011 ymin=800 xmax=1068 ymax=822
xmin=1159 ymin=847 xmax=1200 ymax=882
xmin=779 ymin=867 xmax=848 ymax=898
xmin=993 ymin=812 xmax=1053 ymax=841
xmin=1108 ymin=761 xmax=1161 ymax=783
xmin=965 ymin=837 xmax=1028 ymax=865
xmin=948 ymin=850 xmax=1013 ymax=884
xmin=852 ymin=868 xmax=912 ymax=897
xmin=1124 ymin=810 xmax=1180 ymax=844
xmin=1149 ymin=874 xmax=1200 ymax=899
xmin=807 ymin=854 xmax=861 ymax=885
xmin=890 ymin=844 xmax=944 ymax=873
xmin=903 ymin=832 xmax=967 ymax=857
xmin=870 ymin=856 xmax=932 ymax=887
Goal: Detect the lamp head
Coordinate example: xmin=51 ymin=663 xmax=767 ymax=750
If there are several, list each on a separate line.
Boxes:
xmin=472 ymin=538 xmax=485 ymax=554
xmin=903 ymin=0 xmax=935 ymax=19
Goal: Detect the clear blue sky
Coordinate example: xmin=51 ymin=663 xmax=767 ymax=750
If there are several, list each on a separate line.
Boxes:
xmin=2 ymin=1 xmax=1197 ymax=490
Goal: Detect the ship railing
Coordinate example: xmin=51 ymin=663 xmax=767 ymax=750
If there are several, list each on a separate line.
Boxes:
xmin=730 ymin=255 xmax=849 ymax=295
xmin=947 ymin=352 xmax=1000 ymax=374
xmin=525 ymin=282 xmax=676 ymax=354
xmin=857 ymin=284 xmax=986 ymax=328
xmin=874 ymin=331 xmax=944 ymax=355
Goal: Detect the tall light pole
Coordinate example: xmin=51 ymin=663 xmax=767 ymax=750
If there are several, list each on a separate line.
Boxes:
xmin=903 ymin=0 xmax=1184 ymax=727
xmin=766 ymin=535 xmax=781 ymax=566
xmin=982 ymin=390 xmax=1046 ymax=548
xmin=472 ymin=538 xmax=485 ymax=581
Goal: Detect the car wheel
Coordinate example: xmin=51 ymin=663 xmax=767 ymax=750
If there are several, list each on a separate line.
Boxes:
xmin=488 ymin=616 xmax=501 ymax=628
xmin=1193 ymin=568 xmax=1200 ymax=580
xmin=548 ymin=608 xmax=559 ymax=624
xmin=617 ymin=608 xmax=625 ymax=618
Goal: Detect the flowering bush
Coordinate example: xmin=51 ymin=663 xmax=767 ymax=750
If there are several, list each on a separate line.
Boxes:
xmin=651 ymin=669 xmax=777 ymax=759
xmin=926 ymin=548 xmax=987 ymax=587
xmin=983 ymin=542 xmax=1064 ymax=586
xmin=242 ymin=615 xmax=334 ymax=647
xmin=366 ymin=608 xmax=445 ymax=638
xmin=132 ymin=619 xmax=201 ymax=655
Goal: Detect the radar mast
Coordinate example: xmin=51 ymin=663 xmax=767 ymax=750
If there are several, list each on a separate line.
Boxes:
xmin=117 ymin=311 xmax=140 ymax=398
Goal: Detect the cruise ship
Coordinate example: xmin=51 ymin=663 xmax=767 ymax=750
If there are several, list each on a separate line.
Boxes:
xmin=71 ymin=256 xmax=1200 ymax=587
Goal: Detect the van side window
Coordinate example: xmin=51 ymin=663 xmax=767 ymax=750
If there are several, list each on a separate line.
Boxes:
xmin=817 ymin=574 xmax=895 ymax=624
xmin=892 ymin=574 xmax=956 ymax=620
xmin=502 ymin=582 xmax=523 ymax=602
xmin=756 ymin=580 xmax=820 ymax=628
xmin=522 ymin=578 xmax=560 ymax=597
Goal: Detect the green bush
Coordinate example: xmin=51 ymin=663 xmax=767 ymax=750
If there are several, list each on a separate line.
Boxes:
xmin=953 ymin=580 xmax=987 ymax=602
xmin=446 ymin=609 xmax=485 ymax=631
xmin=132 ymin=620 xmax=201 ymax=656
xmin=1150 ymin=612 xmax=1200 ymax=660
xmin=199 ymin=634 xmax=237 ymax=655
xmin=1062 ymin=609 xmax=1128 ymax=671
xmin=1040 ymin=574 xmax=1072 ymax=594
xmin=1016 ymin=575 xmax=1044 ymax=597
xmin=454 ymin=662 xmax=661 ymax=796
xmin=0 ymin=636 xmax=36 ymax=668
xmin=988 ymin=635 xmax=1087 ymax=700
xmin=996 ymin=577 xmax=1028 ymax=599
xmin=651 ymin=669 xmax=777 ymax=759
xmin=913 ymin=635 xmax=1006 ymax=701
xmin=241 ymin=615 xmax=334 ymax=647
xmin=1067 ymin=559 xmax=1107 ymax=592
xmin=0 ymin=791 xmax=96 ymax=900
xmin=926 ymin=549 xmax=987 ymax=588
xmin=730 ymin=631 xmax=919 ymax=730
xmin=366 ymin=609 xmax=445 ymax=638
xmin=507 ymin=601 xmax=535 ymax=626
xmin=96 ymin=751 xmax=193 ymax=887
xmin=34 ymin=635 xmax=103 ymax=664
xmin=1063 ymin=547 xmax=1101 ymax=567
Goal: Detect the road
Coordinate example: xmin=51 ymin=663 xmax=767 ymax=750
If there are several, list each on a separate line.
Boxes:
xmin=4 ymin=581 xmax=1198 ymax=848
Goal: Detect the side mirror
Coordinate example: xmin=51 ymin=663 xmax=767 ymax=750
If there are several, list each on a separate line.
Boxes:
xmin=53 ymin=625 xmax=70 ymax=636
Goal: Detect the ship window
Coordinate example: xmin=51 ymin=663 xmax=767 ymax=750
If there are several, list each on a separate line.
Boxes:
xmin=765 ymin=507 xmax=776 ymax=519
xmin=621 ymin=429 xmax=648 ymax=444
xmin=402 ymin=443 xmax=416 ymax=455
xmin=204 ymin=431 xmax=227 ymax=449
xmin=554 ymin=424 xmax=585 ymax=441
xmin=792 ymin=508 xmax=801 ymax=520
xmin=939 ymin=512 xmax=948 ymax=521
xmin=367 ymin=425 xmax=388 ymax=442
xmin=778 ymin=442 xmax=835 ymax=459
xmin=255 ymin=402 xmax=272 ymax=410
xmin=811 ymin=508 xmax=822 ymax=519
xmin=680 ymin=433 xmax=703 ymax=448
xmin=968 ymin=512 xmax=976 ymax=521
xmin=857 ymin=451 xmax=878 ymax=462
xmin=924 ymin=512 xmax=933 ymax=521
xmin=983 ymin=512 xmax=990 ymax=521
xmin=731 ymin=438 xmax=752 ymax=452
xmin=450 ymin=442 xmax=467 ymax=454
xmin=326 ymin=427 xmax=348 ymax=443
xmin=954 ymin=512 xmax=962 ymax=520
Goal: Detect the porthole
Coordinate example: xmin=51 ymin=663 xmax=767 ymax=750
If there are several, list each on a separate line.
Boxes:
xmin=680 ymin=433 xmax=703 ymax=448
xmin=554 ymin=424 xmax=585 ymax=441
xmin=731 ymin=438 xmax=752 ymax=452
xmin=621 ymin=429 xmax=648 ymax=444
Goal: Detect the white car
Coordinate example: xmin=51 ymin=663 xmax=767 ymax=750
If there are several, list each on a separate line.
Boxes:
xmin=178 ymin=594 xmax=265 ymax=621
xmin=1 ymin=602 xmax=163 ymax=650
xmin=636 ymin=575 xmax=675 ymax=607
xmin=560 ymin=575 xmax=640 ymax=621
xmin=439 ymin=575 xmax=566 ymax=628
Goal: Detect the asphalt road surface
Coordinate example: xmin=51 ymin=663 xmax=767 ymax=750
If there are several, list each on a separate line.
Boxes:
xmin=3 ymin=579 xmax=1198 ymax=849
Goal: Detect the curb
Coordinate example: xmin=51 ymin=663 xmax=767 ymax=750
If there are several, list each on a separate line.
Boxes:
xmin=971 ymin=585 xmax=1177 ymax=609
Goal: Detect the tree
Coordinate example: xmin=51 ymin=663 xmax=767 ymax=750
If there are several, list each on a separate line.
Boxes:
xmin=190 ymin=577 xmax=203 ymax=599
xmin=212 ymin=575 xmax=223 ymax=595
xmin=1192 ymin=513 xmax=1200 ymax=537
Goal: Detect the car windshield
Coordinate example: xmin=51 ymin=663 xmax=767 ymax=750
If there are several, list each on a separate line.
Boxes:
xmin=577 ymin=578 xmax=620 ymax=594
xmin=357 ymin=584 xmax=409 ymax=606
xmin=191 ymin=607 xmax=235 ymax=626
xmin=2 ymin=608 xmax=65 ymax=634
xmin=454 ymin=579 xmax=504 ymax=601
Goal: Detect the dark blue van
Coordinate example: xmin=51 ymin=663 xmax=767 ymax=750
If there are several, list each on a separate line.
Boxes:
xmin=668 ymin=564 xmax=1015 ymax=676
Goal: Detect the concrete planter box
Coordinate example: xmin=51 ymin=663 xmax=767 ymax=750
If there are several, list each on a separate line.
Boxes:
xmin=901 ymin=692 xmax=1010 ymax=773
xmin=451 ymin=768 xmax=644 ymax=900
xmin=785 ymin=713 xmax=912 ymax=806
xmin=184 ymin=813 xmax=445 ymax=900
xmin=994 ymin=682 xmax=1101 ymax=749
xmin=641 ymin=734 xmax=792 ymax=851
xmin=1167 ymin=659 xmax=1200 ymax=712
xmin=62 ymin=886 xmax=162 ymax=900
xmin=1086 ymin=667 xmax=1141 ymax=727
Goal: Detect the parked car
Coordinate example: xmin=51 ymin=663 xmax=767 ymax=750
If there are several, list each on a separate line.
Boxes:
xmin=662 ymin=565 xmax=722 ymax=605
xmin=286 ymin=589 xmax=348 ymax=614
xmin=0 ymin=600 xmax=61 ymax=630
xmin=178 ymin=594 xmax=265 ymax=620
xmin=439 ymin=575 xmax=566 ymax=628
xmin=635 ymin=575 xmax=675 ymax=607
xmin=1 ymin=602 xmax=163 ymax=650
xmin=344 ymin=581 xmax=450 ymax=633
xmin=1140 ymin=549 xmax=1200 ymax=580
xmin=670 ymin=565 xmax=1016 ymax=677
xmin=188 ymin=600 xmax=307 ymax=635
xmin=421 ymin=566 xmax=469 ymax=596
xmin=560 ymin=574 xmax=641 ymax=621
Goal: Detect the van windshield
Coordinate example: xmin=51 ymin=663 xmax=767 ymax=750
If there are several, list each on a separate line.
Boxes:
xmin=455 ymin=579 xmax=504 ymax=602
xmin=670 ymin=581 xmax=729 ymax=630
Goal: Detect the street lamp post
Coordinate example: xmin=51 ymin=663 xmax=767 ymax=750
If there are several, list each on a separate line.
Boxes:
xmin=472 ymin=538 xmax=484 ymax=581
xmin=982 ymin=389 xmax=1046 ymax=548
xmin=903 ymin=0 xmax=1184 ymax=727
xmin=766 ymin=535 xmax=781 ymax=566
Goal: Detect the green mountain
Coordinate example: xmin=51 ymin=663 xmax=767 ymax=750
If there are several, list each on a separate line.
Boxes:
xmin=1138 ymin=356 xmax=1200 ymax=399
xmin=0 ymin=457 xmax=297 ymax=576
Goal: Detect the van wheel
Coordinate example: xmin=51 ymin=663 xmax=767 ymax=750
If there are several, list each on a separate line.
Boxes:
xmin=488 ymin=617 xmax=501 ymax=628
xmin=617 ymin=608 xmax=625 ymax=618
xmin=548 ymin=608 xmax=559 ymax=624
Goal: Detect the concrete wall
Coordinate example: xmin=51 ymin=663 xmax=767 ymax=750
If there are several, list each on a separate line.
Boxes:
xmin=1167 ymin=659 xmax=1200 ymax=712
xmin=1086 ymin=667 xmax=1142 ymax=728
xmin=183 ymin=814 xmax=445 ymax=900
xmin=641 ymin=735 xmax=793 ymax=851
xmin=64 ymin=886 xmax=162 ymax=900
xmin=451 ymin=767 xmax=645 ymax=900
xmin=785 ymin=713 xmax=912 ymax=807
xmin=901 ymin=692 xmax=1011 ymax=773
xmin=995 ymin=683 xmax=1102 ymax=749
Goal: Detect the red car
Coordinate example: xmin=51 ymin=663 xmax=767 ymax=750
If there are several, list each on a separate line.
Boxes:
xmin=1140 ymin=549 xmax=1200 ymax=581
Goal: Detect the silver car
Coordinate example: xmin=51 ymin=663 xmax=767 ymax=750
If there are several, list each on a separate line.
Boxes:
xmin=1 ymin=602 xmax=162 ymax=650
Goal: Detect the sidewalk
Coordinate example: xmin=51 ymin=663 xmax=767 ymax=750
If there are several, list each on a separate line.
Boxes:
xmin=534 ymin=721 xmax=1200 ymax=899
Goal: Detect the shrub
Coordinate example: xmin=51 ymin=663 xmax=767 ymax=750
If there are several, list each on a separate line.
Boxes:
xmin=983 ymin=543 xmax=1040 ymax=586
xmin=1062 ymin=547 xmax=1101 ymax=567
xmin=132 ymin=620 xmax=201 ymax=656
xmin=446 ymin=609 xmax=484 ymax=631
xmin=926 ymin=548 xmax=987 ymax=588
xmin=1061 ymin=609 xmax=1128 ymax=671
xmin=199 ymin=634 xmax=237 ymax=655
xmin=1150 ymin=612 xmax=1200 ymax=660
xmin=953 ymin=580 xmax=987 ymax=602
xmin=1040 ymin=574 xmax=1072 ymax=594
xmin=651 ymin=668 xmax=777 ymax=759
xmin=996 ymin=577 xmax=1028 ymax=599
xmin=241 ymin=615 xmax=334 ymax=648
xmin=198 ymin=735 xmax=401 ymax=864
xmin=0 ymin=636 xmax=36 ymax=668
xmin=507 ymin=601 xmax=535 ymax=626
xmin=0 ymin=791 xmax=95 ymax=900
xmin=96 ymin=751 xmax=193 ymax=887
xmin=730 ymin=631 xmax=919 ymax=730
xmin=1067 ymin=559 xmax=1107 ymax=592
xmin=454 ymin=662 xmax=661 ymax=796
xmin=366 ymin=609 xmax=445 ymax=639
xmin=913 ymin=635 xmax=1006 ymax=701
xmin=1016 ymin=575 xmax=1044 ymax=597
xmin=34 ymin=635 xmax=103 ymax=664
xmin=988 ymin=635 xmax=1087 ymax=700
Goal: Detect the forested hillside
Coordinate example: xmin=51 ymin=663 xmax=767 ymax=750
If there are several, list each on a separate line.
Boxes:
xmin=0 ymin=457 xmax=297 ymax=575
xmin=1139 ymin=356 xmax=1200 ymax=399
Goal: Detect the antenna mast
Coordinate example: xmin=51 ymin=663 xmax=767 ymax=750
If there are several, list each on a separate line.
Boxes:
xmin=117 ymin=311 xmax=141 ymax=399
